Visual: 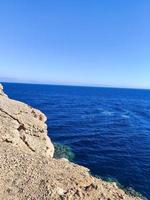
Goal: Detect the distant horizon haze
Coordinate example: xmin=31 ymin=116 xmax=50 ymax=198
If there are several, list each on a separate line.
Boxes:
xmin=1 ymin=78 xmax=150 ymax=90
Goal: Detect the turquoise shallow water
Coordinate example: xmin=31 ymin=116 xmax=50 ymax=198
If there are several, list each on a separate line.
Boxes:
xmin=4 ymin=82 xmax=150 ymax=199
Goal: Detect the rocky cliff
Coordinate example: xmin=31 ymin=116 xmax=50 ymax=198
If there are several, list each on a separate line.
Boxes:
xmin=0 ymin=84 xmax=143 ymax=200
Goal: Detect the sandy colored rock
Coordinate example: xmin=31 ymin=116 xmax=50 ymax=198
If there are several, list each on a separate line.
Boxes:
xmin=0 ymin=84 xmax=144 ymax=200
xmin=0 ymin=84 xmax=7 ymax=97
xmin=0 ymin=84 xmax=54 ymax=157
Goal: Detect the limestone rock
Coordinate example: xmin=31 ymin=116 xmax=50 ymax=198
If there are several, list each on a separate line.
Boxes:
xmin=0 ymin=84 xmax=7 ymax=97
xmin=0 ymin=84 xmax=54 ymax=157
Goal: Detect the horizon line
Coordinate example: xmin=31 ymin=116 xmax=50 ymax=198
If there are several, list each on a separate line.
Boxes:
xmin=1 ymin=80 xmax=150 ymax=91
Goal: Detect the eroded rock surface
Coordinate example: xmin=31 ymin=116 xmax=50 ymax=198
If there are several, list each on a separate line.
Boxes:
xmin=0 ymin=84 xmax=143 ymax=200
xmin=0 ymin=83 xmax=54 ymax=157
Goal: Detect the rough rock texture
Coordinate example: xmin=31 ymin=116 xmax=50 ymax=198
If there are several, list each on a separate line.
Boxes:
xmin=0 ymin=84 xmax=143 ymax=200
xmin=0 ymin=83 xmax=54 ymax=157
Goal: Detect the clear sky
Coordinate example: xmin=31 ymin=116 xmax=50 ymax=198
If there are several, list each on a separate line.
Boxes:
xmin=0 ymin=0 xmax=150 ymax=88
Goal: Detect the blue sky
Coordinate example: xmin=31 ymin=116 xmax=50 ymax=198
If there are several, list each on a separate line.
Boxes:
xmin=0 ymin=0 xmax=150 ymax=88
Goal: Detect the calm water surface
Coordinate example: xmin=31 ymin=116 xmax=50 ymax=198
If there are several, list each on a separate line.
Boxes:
xmin=3 ymin=83 xmax=150 ymax=199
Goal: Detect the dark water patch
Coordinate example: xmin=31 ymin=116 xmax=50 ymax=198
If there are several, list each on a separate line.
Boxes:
xmin=53 ymin=143 xmax=75 ymax=161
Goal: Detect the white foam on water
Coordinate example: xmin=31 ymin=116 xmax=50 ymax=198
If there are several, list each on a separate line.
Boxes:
xmin=122 ymin=114 xmax=130 ymax=119
xmin=102 ymin=111 xmax=114 ymax=116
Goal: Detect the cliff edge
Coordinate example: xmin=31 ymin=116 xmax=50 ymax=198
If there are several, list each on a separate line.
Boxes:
xmin=0 ymin=84 xmax=143 ymax=200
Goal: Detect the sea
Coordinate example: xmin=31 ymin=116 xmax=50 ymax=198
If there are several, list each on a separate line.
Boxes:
xmin=3 ymin=82 xmax=150 ymax=199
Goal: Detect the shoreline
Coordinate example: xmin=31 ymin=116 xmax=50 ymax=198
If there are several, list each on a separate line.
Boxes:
xmin=0 ymin=83 xmax=146 ymax=200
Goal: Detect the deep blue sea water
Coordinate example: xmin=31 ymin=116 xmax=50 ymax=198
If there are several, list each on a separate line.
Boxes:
xmin=3 ymin=82 xmax=150 ymax=199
